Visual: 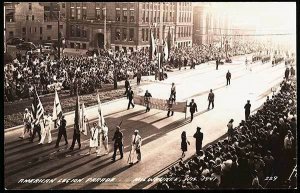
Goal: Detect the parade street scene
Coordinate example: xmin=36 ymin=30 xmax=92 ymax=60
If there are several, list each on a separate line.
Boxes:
xmin=3 ymin=2 xmax=297 ymax=190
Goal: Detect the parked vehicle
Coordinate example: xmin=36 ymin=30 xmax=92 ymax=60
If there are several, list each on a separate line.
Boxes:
xmin=16 ymin=42 xmax=36 ymax=51
xmin=7 ymin=37 xmax=24 ymax=45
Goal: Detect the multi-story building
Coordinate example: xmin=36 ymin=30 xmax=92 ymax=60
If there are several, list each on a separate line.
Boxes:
xmin=65 ymin=2 xmax=193 ymax=51
xmin=4 ymin=2 xmax=66 ymax=44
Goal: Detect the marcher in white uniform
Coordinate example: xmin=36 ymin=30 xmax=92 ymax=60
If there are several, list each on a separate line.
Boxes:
xmin=129 ymin=130 xmax=142 ymax=164
xmin=19 ymin=108 xmax=32 ymax=139
xmin=99 ymin=123 xmax=109 ymax=155
xmin=39 ymin=112 xmax=52 ymax=144
xmin=88 ymin=122 xmax=99 ymax=156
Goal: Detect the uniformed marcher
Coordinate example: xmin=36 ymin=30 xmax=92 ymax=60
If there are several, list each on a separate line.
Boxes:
xmin=87 ymin=122 xmax=99 ymax=156
xmin=144 ymin=90 xmax=152 ymax=112
xmin=69 ymin=118 xmax=81 ymax=150
xmin=208 ymin=89 xmax=215 ymax=110
xmin=193 ymin=127 xmax=203 ymax=155
xmin=19 ymin=108 xmax=32 ymax=139
xmin=170 ymin=82 xmax=176 ymax=100
xmin=188 ymin=99 xmax=198 ymax=122
xmin=127 ymin=87 xmax=135 ymax=110
xmin=55 ymin=115 xmax=68 ymax=148
xmin=112 ymin=126 xmax=124 ymax=161
xmin=39 ymin=112 xmax=52 ymax=144
xmin=226 ymin=70 xmax=231 ymax=86
xmin=129 ymin=129 xmax=142 ymax=164
xmin=99 ymin=122 xmax=109 ymax=155
xmin=244 ymin=100 xmax=251 ymax=121
xmin=167 ymin=97 xmax=175 ymax=117
xmin=30 ymin=118 xmax=41 ymax=143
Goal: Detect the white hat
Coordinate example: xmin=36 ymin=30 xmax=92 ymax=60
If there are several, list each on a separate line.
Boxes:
xmin=134 ymin=130 xmax=139 ymax=133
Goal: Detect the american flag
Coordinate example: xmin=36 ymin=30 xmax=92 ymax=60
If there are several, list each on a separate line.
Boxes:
xmin=31 ymin=87 xmax=45 ymax=125
xmin=52 ymin=89 xmax=62 ymax=128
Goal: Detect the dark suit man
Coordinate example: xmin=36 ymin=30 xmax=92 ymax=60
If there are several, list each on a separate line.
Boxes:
xmin=124 ymin=78 xmax=130 ymax=95
xmin=216 ymin=59 xmax=219 ymax=70
xmin=144 ymin=90 xmax=152 ymax=112
xmin=127 ymin=87 xmax=135 ymax=110
xmin=193 ymin=127 xmax=203 ymax=155
xmin=244 ymin=100 xmax=251 ymax=121
xmin=55 ymin=115 xmax=68 ymax=148
xmin=188 ymin=99 xmax=198 ymax=122
xmin=136 ymin=71 xmax=142 ymax=85
xmin=208 ymin=89 xmax=215 ymax=109
xmin=285 ymin=68 xmax=290 ymax=80
xmin=30 ymin=120 xmax=41 ymax=143
xmin=226 ymin=70 xmax=231 ymax=85
xmin=69 ymin=119 xmax=81 ymax=151
xmin=167 ymin=97 xmax=175 ymax=117
xmin=112 ymin=126 xmax=124 ymax=161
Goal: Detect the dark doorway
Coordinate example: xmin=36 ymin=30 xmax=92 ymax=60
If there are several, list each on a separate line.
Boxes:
xmin=97 ymin=33 xmax=104 ymax=49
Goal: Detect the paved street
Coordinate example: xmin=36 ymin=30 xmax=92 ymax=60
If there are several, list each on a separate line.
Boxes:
xmin=4 ymin=55 xmax=287 ymax=189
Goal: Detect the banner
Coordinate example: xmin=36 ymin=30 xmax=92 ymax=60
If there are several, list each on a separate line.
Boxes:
xmin=133 ymin=96 xmax=186 ymax=113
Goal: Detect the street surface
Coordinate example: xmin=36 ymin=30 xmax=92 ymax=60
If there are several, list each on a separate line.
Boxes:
xmin=4 ymin=54 xmax=288 ymax=189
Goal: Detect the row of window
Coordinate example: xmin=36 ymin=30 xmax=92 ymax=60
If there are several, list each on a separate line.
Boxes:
xmin=70 ymin=25 xmax=87 ymax=38
xmin=115 ymin=28 xmax=134 ymax=41
xmin=26 ymin=15 xmax=35 ymax=21
xmin=70 ymin=8 xmax=87 ymax=20
xmin=141 ymin=28 xmax=160 ymax=42
xmin=115 ymin=10 xmax=135 ymax=22
xmin=178 ymin=26 xmax=192 ymax=38
xmin=179 ymin=11 xmax=192 ymax=23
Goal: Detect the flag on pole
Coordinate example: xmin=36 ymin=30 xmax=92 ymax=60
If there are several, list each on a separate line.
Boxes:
xmin=32 ymin=87 xmax=44 ymax=125
xmin=81 ymin=103 xmax=87 ymax=135
xmin=97 ymin=93 xmax=105 ymax=127
xmin=149 ymin=28 xmax=156 ymax=61
xmin=52 ymin=89 xmax=62 ymax=128
xmin=74 ymin=94 xmax=80 ymax=134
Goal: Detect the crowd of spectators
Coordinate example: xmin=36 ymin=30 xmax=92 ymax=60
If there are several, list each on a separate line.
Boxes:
xmin=157 ymin=77 xmax=296 ymax=189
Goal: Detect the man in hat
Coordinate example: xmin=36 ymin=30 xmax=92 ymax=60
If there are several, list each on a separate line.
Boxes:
xmin=129 ymin=129 xmax=142 ymax=164
xmin=19 ymin=108 xmax=32 ymax=139
xmin=188 ymin=99 xmax=198 ymax=122
xmin=55 ymin=115 xmax=68 ymax=148
xmin=69 ymin=117 xmax=81 ymax=150
xmin=226 ymin=70 xmax=231 ymax=86
xmin=112 ymin=126 xmax=124 ymax=161
xmin=208 ymin=89 xmax=215 ymax=110
xmin=127 ymin=86 xmax=135 ymax=110
xmin=39 ymin=111 xmax=52 ymax=144
xmin=193 ymin=127 xmax=203 ymax=155
xmin=244 ymin=100 xmax=251 ymax=121
xmin=144 ymin=90 xmax=152 ymax=112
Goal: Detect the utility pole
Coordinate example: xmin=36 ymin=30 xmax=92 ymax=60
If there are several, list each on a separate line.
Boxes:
xmin=104 ymin=5 xmax=107 ymax=50
xmin=4 ymin=4 xmax=6 ymax=54
xmin=58 ymin=8 xmax=60 ymax=60
xmin=159 ymin=2 xmax=164 ymax=81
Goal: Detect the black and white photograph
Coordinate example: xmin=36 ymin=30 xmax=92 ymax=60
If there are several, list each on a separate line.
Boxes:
xmin=3 ymin=1 xmax=297 ymax=190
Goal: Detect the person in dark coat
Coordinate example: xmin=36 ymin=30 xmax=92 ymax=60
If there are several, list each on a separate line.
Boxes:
xmin=216 ymin=58 xmax=219 ymax=70
xmin=124 ymin=78 xmax=130 ymax=95
xmin=55 ymin=115 xmax=68 ymax=148
xmin=30 ymin=120 xmax=41 ymax=143
xmin=112 ymin=126 xmax=124 ymax=161
xmin=127 ymin=87 xmax=135 ymax=110
xmin=285 ymin=67 xmax=290 ymax=80
xmin=226 ymin=70 xmax=231 ymax=86
xmin=208 ymin=89 xmax=215 ymax=110
xmin=188 ymin=99 xmax=198 ymax=122
xmin=193 ymin=127 xmax=203 ymax=155
xmin=136 ymin=70 xmax=142 ymax=85
xmin=167 ymin=97 xmax=175 ymax=117
xmin=181 ymin=131 xmax=190 ymax=158
xmin=69 ymin=119 xmax=81 ymax=151
xmin=144 ymin=90 xmax=152 ymax=112
xmin=244 ymin=100 xmax=251 ymax=121
xmin=290 ymin=66 xmax=295 ymax=77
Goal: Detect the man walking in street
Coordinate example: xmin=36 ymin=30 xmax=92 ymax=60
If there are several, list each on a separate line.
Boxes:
xmin=39 ymin=112 xmax=52 ymax=144
xmin=136 ymin=70 xmax=142 ymax=85
xmin=193 ymin=127 xmax=203 ymax=155
xmin=188 ymin=99 xmax=198 ymax=122
xmin=87 ymin=122 xmax=99 ymax=156
xmin=55 ymin=115 xmax=68 ymax=148
xmin=144 ymin=90 xmax=152 ymax=112
xmin=19 ymin=108 xmax=32 ymax=139
xmin=167 ymin=97 xmax=175 ymax=117
xmin=127 ymin=87 xmax=135 ymax=110
xmin=226 ymin=70 xmax=231 ymax=86
xmin=208 ymin=89 xmax=215 ymax=110
xmin=124 ymin=78 xmax=130 ymax=95
xmin=244 ymin=100 xmax=251 ymax=121
xmin=112 ymin=126 xmax=124 ymax=161
xmin=170 ymin=82 xmax=176 ymax=100
xmin=129 ymin=129 xmax=142 ymax=164
xmin=69 ymin=118 xmax=81 ymax=150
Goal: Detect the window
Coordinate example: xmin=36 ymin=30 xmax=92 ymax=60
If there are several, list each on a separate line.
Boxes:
xmin=96 ymin=9 xmax=101 ymax=20
xmin=122 ymin=47 xmax=127 ymax=53
xmin=32 ymin=15 xmax=34 ymax=20
xmin=142 ymin=11 xmax=145 ymax=22
xmin=123 ymin=10 xmax=127 ymax=22
xmin=29 ymin=3 xmax=32 ymax=10
xmin=142 ymin=29 xmax=145 ymax=41
xmin=47 ymin=36 xmax=51 ymax=40
xmin=26 ymin=15 xmax=29 ymax=20
xmin=77 ymin=8 xmax=81 ymax=20
xmin=122 ymin=28 xmax=127 ymax=41
xmin=82 ymin=43 xmax=86 ymax=49
xmin=35 ymin=27 xmax=36 ymax=33
xmin=130 ymin=10 xmax=134 ymax=22
xmin=76 ymin=25 xmax=80 ymax=37
xmin=40 ymin=27 xmax=42 ymax=34
xmin=102 ymin=9 xmax=105 ymax=20
xmin=40 ymin=36 xmax=42 ymax=40
xmin=153 ymin=28 xmax=156 ymax=39
xmin=153 ymin=11 xmax=156 ymax=22
xmin=71 ymin=8 xmax=75 ymax=19
xmin=129 ymin=28 xmax=134 ymax=41
xmin=157 ymin=28 xmax=159 ymax=39
xmin=60 ymin=25 xmax=63 ymax=29
xmin=62 ymin=3 xmax=65 ymax=8
xmin=146 ymin=29 xmax=149 ymax=41
xmin=82 ymin=28 xmax=87 ymax=38
xmin=145 ymin=11 xmax=149 ymax=22
xmin=82 ymin=8 xmax=87 ymax=19
xmin=115 ymin=28 xmax=121 ymax=40
xmin=157 ymin=11 xmax=160 ymax=22
xmin=9 ymin=31 xmax=14 ymax=37
xmin=70 ymin=42 xmax=74 ymax=48
xmin=116 ymin=10 xmax=121 ymax=21
xmin=47 ymin=25 xmax=52 ymax=30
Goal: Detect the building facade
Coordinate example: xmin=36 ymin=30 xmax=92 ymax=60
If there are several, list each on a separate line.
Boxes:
xmin=5 ymin=2 xmax=66 ymax=44
xmin=65 ymin=2 xmax=193 ymax=51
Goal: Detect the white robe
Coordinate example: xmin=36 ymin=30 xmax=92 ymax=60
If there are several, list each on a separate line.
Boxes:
xmin=89 ymin=127 xmax=99 ymax=148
